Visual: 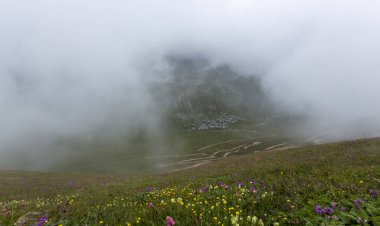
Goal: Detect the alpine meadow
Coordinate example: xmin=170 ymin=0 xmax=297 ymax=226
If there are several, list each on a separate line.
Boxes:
xmin=0 ymin=0 xmax=379 ymax=225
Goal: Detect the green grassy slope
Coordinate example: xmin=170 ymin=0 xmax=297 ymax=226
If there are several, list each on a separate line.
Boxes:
xmin=1 ymin=139 xmax=380 ymax=225
xmin=46 ymin=126 xmax=293 ymax=173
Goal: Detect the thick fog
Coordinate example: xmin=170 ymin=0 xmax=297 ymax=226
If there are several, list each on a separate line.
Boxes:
xmin=1 ymin=0 xmax=379 ymax=170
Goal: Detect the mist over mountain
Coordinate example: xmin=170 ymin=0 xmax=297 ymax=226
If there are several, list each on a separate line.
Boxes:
xmin=149 ymin=57 xmax=274 ymax=126
xmin=1 ymin=0 xmax=380 ymax=171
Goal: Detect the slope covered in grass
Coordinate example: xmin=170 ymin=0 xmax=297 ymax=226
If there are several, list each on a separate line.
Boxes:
xmin=1 ymin=139 xmax=380 ymax=225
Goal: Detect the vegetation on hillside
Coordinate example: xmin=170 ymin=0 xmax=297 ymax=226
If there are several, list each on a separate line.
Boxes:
xmin=1 ymin=139 xmax=379 ymax=225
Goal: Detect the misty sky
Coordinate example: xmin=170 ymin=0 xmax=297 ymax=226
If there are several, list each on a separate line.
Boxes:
xmin=1 ymin=0 xmax=380 ymax=170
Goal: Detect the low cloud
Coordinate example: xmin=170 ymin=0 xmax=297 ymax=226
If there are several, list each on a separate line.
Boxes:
xmin=0 ymin=0 xmax=379 ymax=170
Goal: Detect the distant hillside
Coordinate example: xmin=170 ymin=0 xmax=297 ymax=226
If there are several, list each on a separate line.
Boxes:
xmin=149 ymin=57 xmax=275 ymax=129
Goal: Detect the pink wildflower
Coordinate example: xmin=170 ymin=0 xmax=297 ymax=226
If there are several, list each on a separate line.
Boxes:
xmin=166 ymin=216 xmax=175 ymax=226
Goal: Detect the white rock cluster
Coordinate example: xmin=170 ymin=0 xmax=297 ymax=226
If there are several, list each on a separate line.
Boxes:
xmin=191 ymin=113 xmax=243 ymax=130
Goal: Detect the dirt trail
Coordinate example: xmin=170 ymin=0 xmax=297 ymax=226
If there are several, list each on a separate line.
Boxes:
xmin=177 ymin=139 xmax=264 ymax=165
xmin=265 ymin=143 xmax=287 ymax=150
xmin=244 ymin=141 xmax=261 ymax=150
xmin=193 ymin=139 xmax=255 ymax=152
xmin=145 ymin=152 xmax=206 ymax=159
xmin=153 ymin=131 xmax=298 ymax=171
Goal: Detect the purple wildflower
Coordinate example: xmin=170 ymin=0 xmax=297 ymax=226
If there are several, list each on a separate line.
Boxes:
xmin=370 ymin=189 xmax=379 ymax=198
xmin=353 ymin=199 xmax=364 ymax=209
xmin=249 ymin=187 xmax=256 ymax=193
xmin=316 ymin=205 xmax=333 ymax=215
xmin=201 ymin=186 xmax=208 ymax=193
xmin=331 ymin=202 xmax=338 ymax=209
xmin=36 ymin=215 xmax=48 ymax=226
xmin=237 ymin=182 xmax=244 ymax=187
xmin=6 ymin=211 xmax=11 ymax=218
xmin=217 ymin=181 xmax=224 ymax=187
xmin=323 ymin=207 xmax=334 ymax=215
xmin=315 ymin=205 xmax=323 ymax=214
xmin=224 ymin=185 xmax=230 ymax=190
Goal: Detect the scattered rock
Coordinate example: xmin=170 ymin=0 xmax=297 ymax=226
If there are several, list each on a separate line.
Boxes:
xmin=191 ymin=112 xmax=243 ymax=130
